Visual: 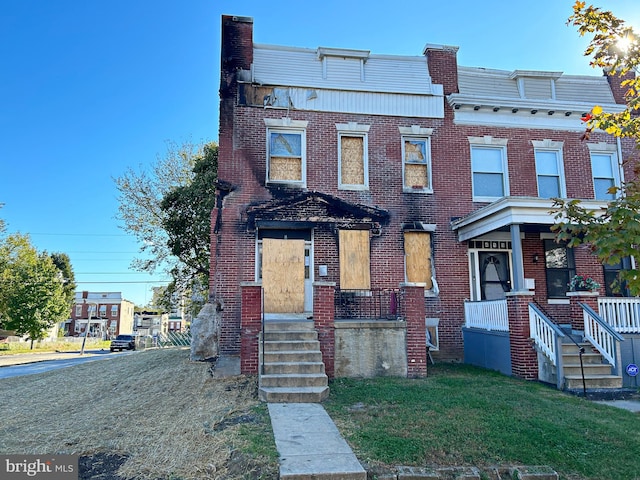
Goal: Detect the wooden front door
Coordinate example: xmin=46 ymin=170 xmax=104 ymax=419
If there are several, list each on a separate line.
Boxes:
xmin=262 ymin=238 xmax=305 ymax=313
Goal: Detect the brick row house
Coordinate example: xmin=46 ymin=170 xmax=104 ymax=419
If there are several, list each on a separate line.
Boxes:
xmin=213 ymin=15 xmax=640 ymax=395
xmin=68 ymin=291 xmax=135 ymax=339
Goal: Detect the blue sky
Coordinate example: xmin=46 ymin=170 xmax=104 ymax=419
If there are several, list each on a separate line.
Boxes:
xmin=1 ymin=0 xmax=639 ymax=307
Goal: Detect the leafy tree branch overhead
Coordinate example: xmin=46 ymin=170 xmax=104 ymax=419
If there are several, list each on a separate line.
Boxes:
xmin=553 ymin=2 xmax=640 ymax=295
xmin=114 ymin=140 xmax=217 ymax=311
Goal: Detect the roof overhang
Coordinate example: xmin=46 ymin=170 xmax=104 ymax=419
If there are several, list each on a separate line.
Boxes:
xmin=450 ymin=196 xmax=608 ymax=242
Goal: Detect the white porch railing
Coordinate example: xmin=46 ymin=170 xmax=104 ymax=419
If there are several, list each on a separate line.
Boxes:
xmin=598 ymin=297 xmax=640 ymax=333
xmin=529 ymin=303 xmax=565 ymax=367
xmin=464 ymin=299 xmax=509 ymax=331
xmin=582 ymin=303 xmax=624 ymax=370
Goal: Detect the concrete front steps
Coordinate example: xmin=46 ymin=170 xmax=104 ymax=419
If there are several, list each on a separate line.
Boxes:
xmin=259 ymin=320 xmax=329 ymax=403
xmin=561 ymin=340 xmax=622 ymax=390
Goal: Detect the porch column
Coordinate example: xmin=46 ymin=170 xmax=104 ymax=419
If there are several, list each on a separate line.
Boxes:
xmin=510 ymin=224 xmax=525 ymax=292
xmin=402 ymin=283 xmax=427 ymax=378
xmin=567 ymin=291 xmax=600 ymax=332
xmin=506 ymin=291 xmax=538 ymax=380
xmin=313 ymin=282 xmax=336 ymax=379
xmin=240 ymin=282 xmax=262 ymax=375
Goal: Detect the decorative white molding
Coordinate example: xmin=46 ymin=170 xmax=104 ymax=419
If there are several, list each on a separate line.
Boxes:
xmin=468 ymin=136 xmax=508 ymax=146
xmin=263 ymin=118 xmax=308 ymax=128
xmin=398 ymin=125 xmax=434 ymax=136
xmin=336 ymin=122 xmax=370 ymax=132
xmin=586 ymin=142 xmax=617 ymax=152
xmin=531 ymin=139 xmax=564 ymax=149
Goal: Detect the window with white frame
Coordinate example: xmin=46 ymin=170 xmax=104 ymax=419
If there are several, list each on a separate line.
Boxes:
xmin=75 ymin=304 xmax=82 ymax=317
xmin=264 ymin=118 xmax=308 ymax=187
xmin=400 ymin=126 xmax=433 ymax=193
xmin=588 ymin=143 xmax=620 ymax=200
xmin=99 ymin=305 xmax=107 ymax=317
xmin=337 ymin=123 xmax=369 ymax=190
xmin=533 ymin=140 xmax=565 ymax=199
xmin=111 ymin=305 xmax=118 ymax=316
xmin=469 ymin=137 xmax=509 ymax=201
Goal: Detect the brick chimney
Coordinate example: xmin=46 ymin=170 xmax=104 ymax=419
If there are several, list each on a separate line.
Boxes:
xmin=423 ymin=44 xmax=460 ymax=96
xmin=220 ymin=15 xmax=254 ymax=99
xmin=606 ymin=69 xmax=635 ymax=105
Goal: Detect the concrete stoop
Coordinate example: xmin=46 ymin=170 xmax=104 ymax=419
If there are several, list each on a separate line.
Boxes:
xmin=561 ymin=340 xmax=622 ymax=390
xmin=259 ymin=321 xmax=329 ymax=403
xmin=366 ymin=465 xmax=558 ymax=480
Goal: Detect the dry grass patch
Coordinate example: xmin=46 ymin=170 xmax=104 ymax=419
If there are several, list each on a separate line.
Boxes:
xmin=0 ymin=348 xmax=278 ymax=479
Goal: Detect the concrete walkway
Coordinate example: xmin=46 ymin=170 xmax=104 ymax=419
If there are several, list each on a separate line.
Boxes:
xmin=268 ymin=403 xmax=366 ymax=480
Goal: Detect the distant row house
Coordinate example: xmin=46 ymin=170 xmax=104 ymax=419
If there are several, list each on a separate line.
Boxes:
xmin=68 ymin=291 xmax=135 ymax=339
xmin=211 ymin=16 xmax=640 ymax=395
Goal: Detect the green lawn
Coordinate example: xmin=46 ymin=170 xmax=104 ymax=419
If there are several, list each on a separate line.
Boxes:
xmin=325 ymin=363 xmax=640 ymax=480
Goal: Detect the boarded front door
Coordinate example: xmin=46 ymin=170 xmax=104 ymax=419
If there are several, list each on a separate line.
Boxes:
xmin=263 ymin=238 xmax=305 ymax=313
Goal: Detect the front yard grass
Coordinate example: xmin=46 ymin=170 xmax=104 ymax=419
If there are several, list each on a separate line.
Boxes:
xmin=325 ymin=363 xmax=640 ymax=480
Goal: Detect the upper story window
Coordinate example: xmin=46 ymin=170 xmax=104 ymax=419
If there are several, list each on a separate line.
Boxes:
xmin=75 ymin=304 xmax=82 ymax=317
xmin=111 ymin=305 xmax=118 ymax=316
xmin=337 ymin=122 xmax=369 ymax=190
xmin=469 ymin=136 xmax=509 ymax=202
xmin=400 ymin=126 xmax=433 ymax=193
xmin=265 ymin=118 xmax=308 ymax=187
xmin=99 ymin=305 xmax=107 ymax=317
xmin=587 ymin=143 xmax=620 ymax=200
xmin=532 ymin=140 xmax=565 ymax=199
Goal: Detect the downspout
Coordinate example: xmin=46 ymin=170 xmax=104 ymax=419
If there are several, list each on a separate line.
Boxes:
xmin=616 ymin=137 xmax=625 ymax=187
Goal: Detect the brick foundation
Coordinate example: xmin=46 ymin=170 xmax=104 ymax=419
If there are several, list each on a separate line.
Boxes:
xmin=313 ymin=282 xmax=336 ymax=379
xmin=403 ymin=284 xmax=428 ymax=378
xmin=240 ymin=283 xmax=261 ymax=374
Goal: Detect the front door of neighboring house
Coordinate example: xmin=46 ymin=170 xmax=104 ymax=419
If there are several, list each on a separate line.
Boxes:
xmin=478 ymin=252 xmax=512 ymax=300
xmin=259 ymin=229 xmax=313 ymax=315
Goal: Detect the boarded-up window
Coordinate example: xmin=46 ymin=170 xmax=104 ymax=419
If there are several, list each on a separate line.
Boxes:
xmin=404 ymin=231 xmax=433 ymax=289
xmin=268 ymin=130 xmax=304 ymax=183
xmin=403 ymin=138 xmax=431 ymax=191
xmin=339 ymin=229 xmax=370 ymax=289
xmin=339 ymin=135 xmax=367 ymax=187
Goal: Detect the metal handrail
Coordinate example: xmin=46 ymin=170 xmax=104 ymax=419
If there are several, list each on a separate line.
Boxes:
xmin=531 ymin=300 xmax=587 ymax=395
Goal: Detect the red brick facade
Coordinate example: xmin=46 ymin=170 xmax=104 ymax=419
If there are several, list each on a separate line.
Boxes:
xmin=215 ymin=15 xmax=638 ymax=379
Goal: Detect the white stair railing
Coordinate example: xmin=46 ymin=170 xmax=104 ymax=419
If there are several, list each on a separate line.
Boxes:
xmin=598 ymin=297 xmax=640 ymax=333
xmin=464 ymin=299 xmax=509 ymax=331
xmin=528 ymin=303 xmax=565 ymax=368
xmin=582 ymin=303 xmax=624 ymax=371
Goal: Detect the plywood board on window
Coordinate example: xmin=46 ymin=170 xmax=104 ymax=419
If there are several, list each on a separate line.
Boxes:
xmin=263 ymin=239 xmax=305 ymax=313
xmin=404 ymin=231 xmax=433 ymax=288
xmin=339 ymin=229 xmax=370 ymax=289
xmin=405 ymin=164 xmax=428 ymax=188
xmin=269 ymin=156 xmax=302 ymax=181
xmin=340 ymin=136 xmax=364 ymax=185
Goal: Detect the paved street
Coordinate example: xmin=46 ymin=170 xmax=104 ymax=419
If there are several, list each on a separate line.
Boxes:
xmin=0 ymin=350 xmax=132 ymax=379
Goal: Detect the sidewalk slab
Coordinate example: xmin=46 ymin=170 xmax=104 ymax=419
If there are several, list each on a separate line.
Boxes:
xmin=268 ymin=402 xmax=366 ymax=480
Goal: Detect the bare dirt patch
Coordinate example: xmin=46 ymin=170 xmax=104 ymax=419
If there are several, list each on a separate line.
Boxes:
xmin=0 ymin=348 xmax=278 ymax=479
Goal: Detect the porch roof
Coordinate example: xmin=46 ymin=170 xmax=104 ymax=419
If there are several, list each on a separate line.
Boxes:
xmin=450 ymin=196 xmax=607 ymax=242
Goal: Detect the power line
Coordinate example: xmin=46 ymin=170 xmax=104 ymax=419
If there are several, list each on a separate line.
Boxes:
xmin=75 ymin=280 xmax=169 ymax=284
xmin=28 ymin=232 xmax=130 ymax=237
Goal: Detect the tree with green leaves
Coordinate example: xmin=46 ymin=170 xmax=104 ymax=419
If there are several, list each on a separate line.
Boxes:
xmin=114 ymin=140 xmax=217 ymax=311
xmin=553 ymin=1 xmax=640 ymax=295
xmin=0 ymin=234 xmax=71 ymax=347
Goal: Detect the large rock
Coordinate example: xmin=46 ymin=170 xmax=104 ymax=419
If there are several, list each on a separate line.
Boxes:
xmin=190 ymin=302 xmax=221 ymax=361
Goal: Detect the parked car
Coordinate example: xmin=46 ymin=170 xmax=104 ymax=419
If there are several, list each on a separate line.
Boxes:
xmin=110 ymin=334 xmax=136 ymax=352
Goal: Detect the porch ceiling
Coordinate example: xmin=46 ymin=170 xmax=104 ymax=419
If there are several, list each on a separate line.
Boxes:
xmin=450 ymin=196 xmax=607 ymax=242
